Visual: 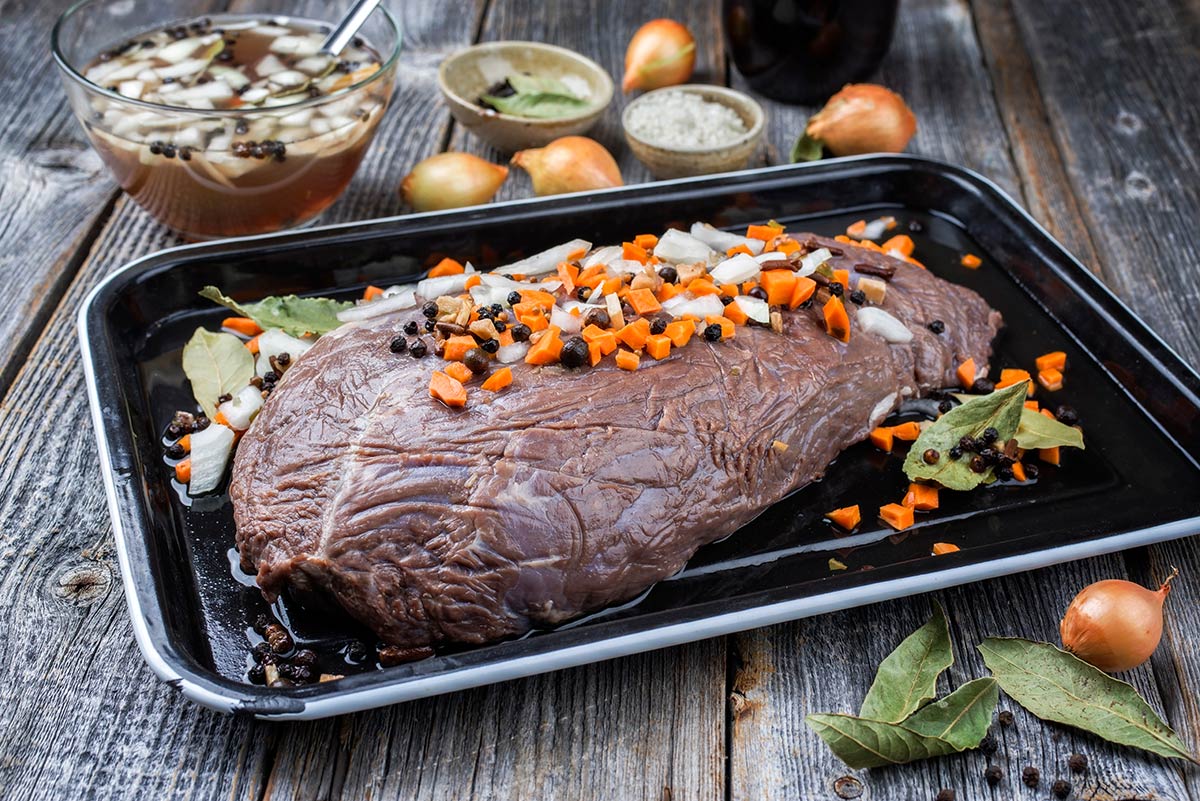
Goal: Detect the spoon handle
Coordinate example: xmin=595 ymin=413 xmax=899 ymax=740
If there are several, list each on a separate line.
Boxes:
xmin=321 ymin=0 xmax=384 ymax=56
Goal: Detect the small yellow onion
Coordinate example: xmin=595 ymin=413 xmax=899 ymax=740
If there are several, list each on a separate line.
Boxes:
xmin=399 ymin=152 xmax=508 ymax=212
xmin=805 ymin=84 xmax=917 ymax=156
xmin=510 ymin=136 xmax=623 ymax=196
xmin=1060 ymin=569 xmax=1178 ymax=673
xmin=622 ymin=19 xmax=696 ymax=94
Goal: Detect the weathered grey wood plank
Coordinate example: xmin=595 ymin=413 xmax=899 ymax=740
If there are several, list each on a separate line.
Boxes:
xmin=0 ymin=0 xmax=121 ymax=396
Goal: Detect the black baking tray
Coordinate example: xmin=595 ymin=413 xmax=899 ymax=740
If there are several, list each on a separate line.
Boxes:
xmin=79 ymin=156 xmax=1200 ymax=719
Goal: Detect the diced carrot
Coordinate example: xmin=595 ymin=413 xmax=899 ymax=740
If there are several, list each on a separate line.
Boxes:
xmin=525 ymin=325 xmax=564 ymax=365
xmin=428 ymin=257 xmax=465 ymax=277
xmin=1011 ymin=462 xmax=1027 ymax=481
xmin=746 ymin=224 xmax=778 ymax=241
xmin=1038 ymin=367 xmax=1064 ymax=391
xmin=997 ymin=368 xmax=1034 ymax=395
xmin=645 ymin=334 xmax=672 ymax=360
xmin=622 ymin=241 xmax=649 ymax=263
xmin=891 ymin=421 xmax=922 ymax=441
xmin=827 ymin=505 xmax=861 ymax=531
xmin=687 ymin=279 xmax=721 ymax=296
xmin=588 ymin=341 xmax=603 ymax=366
xmin=879 ymin=503 xmax=914 ymax=531
xmin=823 ymin=296 xmax=850 ymax=342
xmin=858 ymin=239 xmax=884 ymax=253
xmin=445 ymin=361 xmax=474 ymax=384
xmin=720 ymin=283 xmax=740 ymax=298
xmin=902 ymin=483 xmax=939 ymax=511
xmin=705 ymin=315 xmax=736 ymax=340
xmin=628 ymin=288 xmax=662 ymax=315
xmin=741 ymin=280 xmax=758 ymax=295
xmin=656 ymin=282 xmax=682 ymax=303
xmin=834 ymin=234 xmax=854 ymax=244
xmin=499 ymin=329 xmax=515 ymax=347
xmin=726 ymin=244 xmax=753 ymax=257
xmin=521 ymin=313 xmax=549 ymax=332
xmin=616 ymin=318 xmax=651 ymax=351
xmin=511 ymin=301 xmax=539 ymax=319
xmin=634 ymin=233 xmax=658 ymax=249
xmin=213 ymin=410 xmax=231 ymax=428
xmin=519 ymin=289 xmax=557 ymax=308
xmin=481 ymin=367 xmax=513 ymax=392
xmin=582 ymin=324 xmax=618 ymax=355
xmin=869 ymin=427 xmax=894 ymax=452
xmin=363 ymin=285 xmax=385 ymax=301
xmin=442 ymin=335 xmax=479 ymax=362
xmin=1024 ymin=400 xmax=1040 ymax=411
xmin=881 ymin=234 xmax=914 ymax=257
xmin=960 ymin=253 xmax=982 ymax=269
xmin=245 ymin=335 xmax=260 ymax=355
xmin=760 ymin=270 xmax=798 ymax=306
xmin=956 ymin=358 xmax=977 ymax=388
xmin=846 ymin=220 xmax=868 ymax=238
xmin=464 ymin=274 xmax=482 ymax=290
xmin=174 ymin=457 xmax=191 ymax=484
xmin=931 ymin=542 xmax=960 ymax=556
xmin=1039 ymin=446 xmax=1061 ymax=466
xmin=788 ymin=276 xmax=817 ymax=309
xmin=664 ymin=320 xmax=694 ymax=348
xmin=1040 ymin=408 xmax=1056 ymax=420
xmin=1035 ymin=351 xmax=1067 ymax=372
xmin=777 ymin=238 xmax=802 ymax=256
xmin=222 ymin=317 xmax=263 ymax=337
xmin=832 ymin=268 xmax=850 ymax=290
xmin=578 ymin=263 xmax=606 ymax=282
xmin=557 ymin=261 xmax=579 ymax=292
xmin=429 ymin=371 xmax=467 ymax=407
xmin=178 ymin=434 xmax=191 ymax=452
xmin=600 ymin=276 xmax=623 ymax=296
xmin=615 ymin=349 xmax=640 ymax=371
xmin=722 ymin=300 xmax=749 ymax=325
xmin=566 ymin=247 xmax=587 ymax=262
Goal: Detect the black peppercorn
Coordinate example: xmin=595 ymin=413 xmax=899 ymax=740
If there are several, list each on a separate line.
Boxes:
xmin=166 ymin=423 xmax=182 ymax=439
xmin=247 ymin=663 xmax=266 ymax=684
xmin=650 ymin=318 xmax=667 ymax=335
xmin=584 ymin=309 xmax=610 ymax=330
xmin=250 ymin=642 xmax=272 ymax=663
xmin=658 ymin=265 xmax=678 ymax=284
xmin=253 ymin=613 xmax=272 ymax=634
xmin=958 ymin=435 xmax=978 ymax=452
xmin=720 ymin=294 xmax=734 ymax=306
xmin=263 ymin=623 xmax=293 ymax=654
xmin=463 ymin=348 xmax=490 ymax=374
xmin=279 ymin=663 xmax=313 ymax=683
xmin=1051 ymin=779 xmax=1072 ymax=799
xmin=969 ymin=455 xmax=987 ymax=473
xmin=506 ymin=291 xmax=522 ymax=306
xmin=409 ymin=340 xmax=428 ymax=358
xmin=829 ymin=281 xmax=844 ymax=297
xmin=292 ymin=649 xmax=317 ymax=668
xmin=403 ymin=320 xmax=419 ymax=335
xmin=998 ymin=709 xmax=1015 ymax=727
xmin=937 ymin=399 xmax=954 ymax=414
xmin=489 ymin=304 xmax=502 ymax=316
xmin=193 ymin=416 xmax=210 ymax=431
xmin=1021 ymin=766 xmax=1040 ymax=788
xmin=922 ymin=448 xmax=940 ymax=464
xmin=748 ymin=286 xmax=768 ymax=301
xmin=511 ymin=323 xmax=532 ymax=342
xmin=476 ymin=307 xmax=493 ymax=320
xmin=979 ymin=734 xmax=997 ymax=755
xmin=982 ymin=426 xmax=999 ymax=444
xmin=935 ymin=790 xmax=955 ymax=801
xmin=276 ymin=352 xmax=291 ymax=366
xmin=979 ymin=447 xmax=1000 ymax=464
xmin=703 ymin=323 xmax=723 ymax=342
xmin=927 ymin=319 xmax=945 ymax=334
xmin=344 ymin=640 xmax=369 ymax=663
xmin=996 ymin=464 xmax=1014 ymax=481
xmin=480 ymin=338 xmax=500 ymax=354
xmin=972 ymin=378 xmax=995 ymax=394
xmin=263 ymin=370 xmax=278 ymax=383
xmin=1024 ymin=462 xmax=1040 ymax=480
xmin=389 ymin=336 xmax=407 ymax=353
xmin=949 ymin=445 xmax=964 ymax=459
xmin=179 ymin=146 xmax=192 ymax=161
xmin=984 ymin=765 xmax=1003 ymax=786
xmin=424 ymin=319 xmax=436 ymax=332
xmin=849 ymin=289 xmax=866 ymax=305
xmin=149 ymin=141 xmax=164 ymax=155
xmin=165 ymin=443 xmax=185 ymax=459
xmin=559 ymin=336 xmax=589 ymax=368
xmin=1067 ymin=753 xmax=1086 ymax=773
xmin=1056 ymin=405 xmax=1079 ymax=426
xmin=494 ymin=319 xmax=507 ymax=333
xmin=422 ymin=301 xmax=438 ymax=318
xmin=576 ymin=286 xmax=592 ymax=302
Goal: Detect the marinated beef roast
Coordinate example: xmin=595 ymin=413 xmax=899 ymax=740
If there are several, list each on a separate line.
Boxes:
xmin=231 ymin=236 xmax=1001 ymax=648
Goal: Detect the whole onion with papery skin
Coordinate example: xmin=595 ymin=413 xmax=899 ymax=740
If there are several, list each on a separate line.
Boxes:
xmin=1060 ymin=570 xmax=1178 ymax=672
xmin=400 ymin=153 xmax=508 ymax=212
xmin=511 ymin=136 xmax=623 ymax=196
xmin=805 ymin=84 xmax=917 ymax=156
xmin=622 ymin=19 xmax=696 ymax=93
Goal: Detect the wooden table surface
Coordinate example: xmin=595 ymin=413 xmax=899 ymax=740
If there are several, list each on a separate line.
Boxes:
xmin=1 ymin=0 xmax=1198 ymax=798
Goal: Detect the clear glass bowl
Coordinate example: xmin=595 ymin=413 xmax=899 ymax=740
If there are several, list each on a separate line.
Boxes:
xmin=52 ymin=0 xmax=401 ymax=240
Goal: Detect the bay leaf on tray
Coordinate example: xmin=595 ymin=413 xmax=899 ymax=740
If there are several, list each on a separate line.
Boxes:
xmin=200 ymin=286 xmax=350 ymax=337
xmin=1013 ymin=407 xmax=1086 ymax=450
xmin=979 ymin=637 xmax=1198 ymax=763
xmin=860 ymin=601 xmax=953 ymax=722
xmin=181 ymin=327 xmax=255 ymax=419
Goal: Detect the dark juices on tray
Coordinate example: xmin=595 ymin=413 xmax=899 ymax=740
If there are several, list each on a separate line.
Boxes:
xmin=723 ymin=0 xmax=898 ymax=105
xmin=79 ymin=16 xmax=390 ymax=239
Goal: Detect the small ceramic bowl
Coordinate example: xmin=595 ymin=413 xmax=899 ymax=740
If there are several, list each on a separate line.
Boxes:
xmin=622 ymin=85 xmax=766 ymax=180
xmin=438 ymin=41 xmax=614 ymax=153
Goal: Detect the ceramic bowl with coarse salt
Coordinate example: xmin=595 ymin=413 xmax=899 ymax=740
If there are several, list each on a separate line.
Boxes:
xmin=622 ymin=85 xmax=765 ymax=180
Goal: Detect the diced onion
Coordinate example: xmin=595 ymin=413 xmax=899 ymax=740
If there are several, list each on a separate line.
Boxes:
xmin=858 ymin=217 xmax=895 ymax=241
xmin=733 ymin=295 xmax=770 ymax=325
xmin=497 ymin=341 xmax=529 ymax=363
xmin=857 ymin=307 xmax=913 ymax=343
xmin=653 ymin=229 xmax=715 ymax=264
xmin=662 ymin=293 xmax=725 ymax=320
xmin=416 ymin=273 xmax=471 ymax=299
xmin=469 ymin=285 xmax=511 ymax=309
xmin=256 ymin=329 xmax=314 ymax=376
xmin=187 ymin=423 xmax=235 ymax=496
xmin=605 ymin=258 xmax=644 ymax=276
xmin=218 ymin=384 xmax=264 ymax=431
xmin=798 ymin=247 xmax=832 ymax=277
xmin=496 ymin=238 xmax=590 ymax=277
xmin=582 ymin=245 xmax=622 ymax=269
xmin=689 ymin=222 xmax=764 ymax=255
xmin=709 ymin=253 xmax=761 ymax=285
xmin=337 ymin=291 xmax=417 ymax=322
xmin=382 ymin=283 xmax=417 ymax=299
xmin=550 ymin=305 xmax=582 ymax=334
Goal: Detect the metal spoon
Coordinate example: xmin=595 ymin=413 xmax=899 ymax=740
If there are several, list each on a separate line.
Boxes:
xmin=321 ymin=0 xmax=384 ymax=56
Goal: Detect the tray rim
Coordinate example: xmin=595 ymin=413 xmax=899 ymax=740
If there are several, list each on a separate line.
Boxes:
xmin=77 ymin=154 xmax=1200 ymax=720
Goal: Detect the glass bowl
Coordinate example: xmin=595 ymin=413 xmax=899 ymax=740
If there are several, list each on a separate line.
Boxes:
xmin=52 ymin=0 xmax=401 ymax=240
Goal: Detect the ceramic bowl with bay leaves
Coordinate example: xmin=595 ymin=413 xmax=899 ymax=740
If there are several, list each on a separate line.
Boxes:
xmin=438 ymin=41 xmax=614 ymax=153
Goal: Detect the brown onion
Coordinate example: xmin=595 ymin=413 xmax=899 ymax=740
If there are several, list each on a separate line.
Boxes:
xmin=511 ymin=136 xmax=623 ymax=196
xmin=1060 ymin=569 xmax=1178 ymax=672
xmin=400 ymin=153 xmax=508 ymax=212
xmin=805 ymin=84 xmax=917 ymax=156
xmin=622 ymin=19 xmax=696 ymax=94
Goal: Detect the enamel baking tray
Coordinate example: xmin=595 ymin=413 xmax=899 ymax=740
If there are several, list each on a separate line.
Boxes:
xmin=79 ymin=155 xmax=1200 ymax=719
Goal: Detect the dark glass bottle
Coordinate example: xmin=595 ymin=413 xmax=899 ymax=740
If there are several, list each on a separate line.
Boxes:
xmin=724 ymin=0 xmax=899 ymax=105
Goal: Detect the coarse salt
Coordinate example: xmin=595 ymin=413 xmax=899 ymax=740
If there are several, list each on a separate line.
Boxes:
xmin=626 ymin=91 xmax=748 ymax=149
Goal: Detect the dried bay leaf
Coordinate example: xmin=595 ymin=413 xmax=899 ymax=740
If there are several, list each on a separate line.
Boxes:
xmin=900 ymin=677 xmax=998 ymax=750
xmin=181 ymin=327 xmax=254 ymax=419
xmin=979 ymin=638 xmax=1197 ymax=763
xmin=200 ymin=286 xmax=350 ymax=337
xmin=860 ymin=602 xmax=953 ymax=722
xmin=1013 ymin=407 xmax=1085 ymax=450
